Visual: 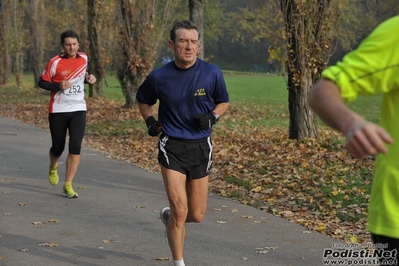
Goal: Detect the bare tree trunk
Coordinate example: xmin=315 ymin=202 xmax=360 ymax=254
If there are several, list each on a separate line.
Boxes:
xmin=189 ymin=0 xmax=204 ymax=59
xmin=0 ymin=0 xmax=11 ymax=85
xmin=28 ymin=0 xmax=45 ymax=88
xmin=281 ymin=0 xmax=338 ymax=139
xmin=287 ymin=68 xmax=318 ymax=139
xmin=87 ymin=0 xmax=103 ymax=98
xmin=124 ymin=72 xmax=136 ymax=107
xmin=12 ymin=0 xmax=23 ymax=87
xmin=117 ymin=59 xmax=133 ymax=108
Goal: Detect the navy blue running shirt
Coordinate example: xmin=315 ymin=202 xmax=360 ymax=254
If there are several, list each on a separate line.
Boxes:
xmin=136 ymin=59 xmax=229 ymax=140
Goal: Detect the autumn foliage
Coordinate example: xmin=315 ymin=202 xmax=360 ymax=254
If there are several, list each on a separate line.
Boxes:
xmin=0 ymin=86 xmax=375 ymax=244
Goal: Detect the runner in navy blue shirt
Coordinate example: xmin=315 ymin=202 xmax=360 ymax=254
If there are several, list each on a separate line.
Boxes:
xmin=136 ymin=20 xmax=229 ymax=266
xmin=138 ymin=58 xmax=228 ymax=140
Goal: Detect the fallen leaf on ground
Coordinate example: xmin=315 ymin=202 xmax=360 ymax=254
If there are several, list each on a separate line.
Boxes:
xmin=256 ymin=250 xmax=269 ymax=254
xmin=155 ymin=257 xmax=170 ymax=261
xmin=350 ymin=236 xmax=358 ymax=243
xmin=250 ymin=186 xmax=262 ymax=193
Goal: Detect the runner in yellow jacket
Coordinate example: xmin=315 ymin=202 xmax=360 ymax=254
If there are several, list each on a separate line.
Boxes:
xmin=309 ymin=15 xmax=399 ymax=265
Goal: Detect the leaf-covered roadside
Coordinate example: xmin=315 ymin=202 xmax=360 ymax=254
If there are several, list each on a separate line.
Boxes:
xmin=0 ymin=87 xmax=374 ymax=244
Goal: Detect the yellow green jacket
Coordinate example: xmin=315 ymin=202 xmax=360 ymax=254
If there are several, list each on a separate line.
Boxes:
xmin=322 ymin=15 xmax=399 ymax=238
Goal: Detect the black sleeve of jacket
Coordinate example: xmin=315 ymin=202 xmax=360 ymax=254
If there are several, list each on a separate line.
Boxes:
xmin=37 ymin=76 xmax=61 ymax=92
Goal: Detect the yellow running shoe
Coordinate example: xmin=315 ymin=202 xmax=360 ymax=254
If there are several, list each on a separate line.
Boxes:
xmin=62 ymin=183 xmax=78 ymax=198
xmin=48 ymin=166 xmax=59 ymax=186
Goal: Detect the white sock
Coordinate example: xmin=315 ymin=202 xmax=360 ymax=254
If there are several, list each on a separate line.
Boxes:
xmin=173 ymin=259 xmax=185 ymax=266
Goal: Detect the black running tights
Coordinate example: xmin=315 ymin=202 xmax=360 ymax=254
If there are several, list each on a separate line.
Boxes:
xmin=48 ymin=111 xmax=86 ymax=157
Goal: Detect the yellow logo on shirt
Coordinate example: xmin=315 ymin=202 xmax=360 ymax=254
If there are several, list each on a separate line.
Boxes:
xmin=194 ymin=88 xmax=206 ymax=96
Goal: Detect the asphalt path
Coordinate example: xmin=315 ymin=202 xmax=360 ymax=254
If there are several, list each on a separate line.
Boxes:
xmin=0 ymin=116 xmax=340 ymax=266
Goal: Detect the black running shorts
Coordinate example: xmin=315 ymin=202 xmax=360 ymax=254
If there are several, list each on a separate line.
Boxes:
xmin=158 ymin=134 xmax=213 ymax=181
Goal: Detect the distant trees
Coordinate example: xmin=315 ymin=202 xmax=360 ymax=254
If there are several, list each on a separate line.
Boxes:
xmin=87 ymin=0 xmax=104 ymax=97
xmin=115 ymin=0 xmax=180 ymax=107
xmin=220 ymin=3 xmax=280 ymax=71
xmin=1 ymin=0 xmax=398 ymax=105
xmin=11 ymin=0 xmax=27 ymax=88
xmin=28 ymin=0 xmax=45 ymax=88
xmin=189 ymin=0 xmax=204 ymax=59
xmin=0 ymin=0 xmax=12 ymax=85
xmin=330 ymin=0 xmax=399 ymax=64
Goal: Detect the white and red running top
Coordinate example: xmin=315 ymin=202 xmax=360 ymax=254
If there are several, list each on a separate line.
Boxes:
xmin=41 ymin=52 xmax=88 ymax=113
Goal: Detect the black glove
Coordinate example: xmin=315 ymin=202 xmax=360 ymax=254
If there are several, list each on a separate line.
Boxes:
xmin=145 ymin=116 xmax=162 ymax=136
xmin=195 ymin=113 xmax=216 ymax=130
